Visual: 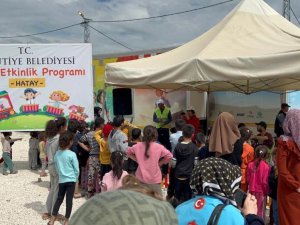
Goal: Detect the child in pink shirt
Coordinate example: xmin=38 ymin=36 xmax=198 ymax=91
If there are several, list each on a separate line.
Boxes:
xmin=247 ymin=145 xmax=270 ymax=220
xmin=102 ymin=151 xmax=128 ymax=192
xmin=127 ymin=125 xmax=173 ymax=195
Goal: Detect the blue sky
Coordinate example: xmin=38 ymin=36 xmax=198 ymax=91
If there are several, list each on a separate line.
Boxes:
xmin=0 ymin=0 xmax=299 ymax=54
xmin=288 ymin=92 xmax=300 ymax=108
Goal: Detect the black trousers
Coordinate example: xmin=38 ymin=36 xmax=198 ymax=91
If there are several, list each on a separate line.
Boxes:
xmin=157 ymin=128 xmax=171 ymax=175
xmin=100 ymin=164 xmax=112 ymax=179
xmin=174 ymin=178 xmax=192 ymax=203
xmin=167 ymin=167 xmax=175 ymax=197
xmin=52 ymin=182 xmax=76 ymax=219
xmin=157 ymin=128 xmax=171 ymax=150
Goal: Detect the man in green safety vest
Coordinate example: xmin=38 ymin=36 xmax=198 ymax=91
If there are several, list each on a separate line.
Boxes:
xmin=153 ymin=99 xmax=172 ymax=176
xmin=153 ymin=99 xmax=172 ymax=129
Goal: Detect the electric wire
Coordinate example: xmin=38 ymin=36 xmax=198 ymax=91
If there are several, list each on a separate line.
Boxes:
xmin=91 ymin=0 xmax=234 ymax=23
xmin=291 ymin=7 xmax=300 ymax=25
xmin=0 ymin=23 xmax=81 ymax=39
xmin=88 ymin=25 xmax=133 ymax=50
xmin=0 ymin=0 xmax=234 ymax=39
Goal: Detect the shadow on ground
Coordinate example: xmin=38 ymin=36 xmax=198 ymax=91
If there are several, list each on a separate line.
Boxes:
xmin=24 ymin=201 xmax=45 ymax=214
xmin=13 ymin=161 xmax=41 ymax=174
xmin=31 ymin=180 xmax=50 ymax=189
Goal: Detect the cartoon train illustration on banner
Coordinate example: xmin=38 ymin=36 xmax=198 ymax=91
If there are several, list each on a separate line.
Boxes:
xmin=0 ymin=89 xmax=89 ymax=122
xmin=0 ymin=91 xmax=15 ymax=120
xmin=22 ymin=104 xmax=39 ymax=113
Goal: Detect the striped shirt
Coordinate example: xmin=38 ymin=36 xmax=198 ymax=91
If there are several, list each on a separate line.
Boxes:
xmin=80 ymin=131 xmax=99 ymax=156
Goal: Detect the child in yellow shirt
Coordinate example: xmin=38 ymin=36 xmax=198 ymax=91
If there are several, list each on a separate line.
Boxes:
xmin=95 ymin=124 xmax=114 ymax=179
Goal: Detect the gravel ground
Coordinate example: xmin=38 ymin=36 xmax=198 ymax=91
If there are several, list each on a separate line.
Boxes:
xmin=0 ymin=132 xmax=86 ymax=225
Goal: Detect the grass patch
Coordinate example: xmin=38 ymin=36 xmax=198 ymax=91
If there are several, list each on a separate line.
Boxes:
xmin=0 ymin=114 xmax=56 ymax=131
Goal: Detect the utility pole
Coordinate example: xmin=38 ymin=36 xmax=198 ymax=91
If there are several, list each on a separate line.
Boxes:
xmin=282 ymin=0 xmax=291 ymax=104
xmin=78 ymin=11 xmax=92 ymax=43
xmin=283 ymin=0 xmax=291 ymax=21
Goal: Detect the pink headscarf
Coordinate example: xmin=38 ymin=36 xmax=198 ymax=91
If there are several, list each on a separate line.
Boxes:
xmin=283 ymin=109 xmax=300 ymax=150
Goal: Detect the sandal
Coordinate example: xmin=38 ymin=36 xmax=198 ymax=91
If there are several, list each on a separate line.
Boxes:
xmin=42 ymin=213 xmax=51 ymax=220
xmin=47 ymin=215 xmax=56 ymax=225
xmin=74 ymin=193 xmax=82 ymax=199
xmin=56 ymin=214 xmax=65 ymax=221
xmin=64 ymin=218 xmax=70 ymax=225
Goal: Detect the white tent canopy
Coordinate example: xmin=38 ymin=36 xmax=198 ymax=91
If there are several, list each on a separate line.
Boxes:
xmin=105 ymin=0 xmax=300 ymax=94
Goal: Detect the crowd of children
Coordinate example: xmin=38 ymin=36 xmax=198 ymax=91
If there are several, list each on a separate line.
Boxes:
xmin=0 ymin=111 xmax=285 ymax=225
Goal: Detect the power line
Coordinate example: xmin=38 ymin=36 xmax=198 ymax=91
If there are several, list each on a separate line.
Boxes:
xmin=0 ymin=0 xmax=233 ymax=40
xmin=91 ymin=0 xmax=234 ymax=23
xmin=0 ymin=23 xmax=81 ymax=39
xmin=291 ymin=7 xmax=300 ymax=25
xmin=88 ymin=25 xmax=133 ymax=51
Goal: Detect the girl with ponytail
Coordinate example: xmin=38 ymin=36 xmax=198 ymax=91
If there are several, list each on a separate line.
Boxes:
xmin=247 ymin=145 xmax=271 ymax=220
xmin=43 ymin=117 xmax=67 ymax=220
xmin=102 ymin=151 xmax=128 ymax=192
xmin=127 ymin=125 xmax=172 ymax=196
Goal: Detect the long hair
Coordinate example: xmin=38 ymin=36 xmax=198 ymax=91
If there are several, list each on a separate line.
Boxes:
xmin=45 ymin=117 xmax=67 ymax=138
xmin=45 ymin=120 xmax=59 ymax=138
xmin=142 ymin=125 xmax=158 ymax=159
xmin=111 ymin=151 xmax=124 ymax=180
xmin=38 ymin=132 xmax=46 ymax=142
xmin=254 ymin=145 xmax=268 ymax=169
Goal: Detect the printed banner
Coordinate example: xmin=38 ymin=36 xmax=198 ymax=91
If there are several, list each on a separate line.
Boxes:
xmin=209 ymin=91 xmax=281 ymax=126
xmin=93 ymin=54 xmax=186 ymax=126
xmin=0 ymin=44 xmax=93 ymax=131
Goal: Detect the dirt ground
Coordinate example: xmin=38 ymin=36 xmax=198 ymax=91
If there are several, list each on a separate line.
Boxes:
xmin=0 ymin=132 xmax=86 ymax=225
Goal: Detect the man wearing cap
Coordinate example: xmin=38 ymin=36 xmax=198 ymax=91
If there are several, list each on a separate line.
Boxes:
xmin=184 ymin=106 xmax=200 ymax=133
xmin=153 ymin=99 xmax=172 ymax=150
xmin=252 ymin=121 xmax=274 ymax=149
xmin=274 ymin=103 xmax=290 ymax=137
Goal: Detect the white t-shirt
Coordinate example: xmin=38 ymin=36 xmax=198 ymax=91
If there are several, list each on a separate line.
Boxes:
xmin=170 ymin=131 xmax=183 ymax=153
xmin=1 ymin=134 xmax=11 ymax=153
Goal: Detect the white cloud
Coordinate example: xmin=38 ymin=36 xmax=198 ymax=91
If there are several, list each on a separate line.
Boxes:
xmin=0 ymin=0 xmax=299 ymax=54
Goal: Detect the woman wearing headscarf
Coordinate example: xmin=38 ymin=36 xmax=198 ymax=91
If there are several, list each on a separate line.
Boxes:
xmin=277 ymin=109 xmax=300 ymax=225
xmin=69 ymin=190 xmax=178 ymax=225
xmin=209 ymin=112 xmax=243 ymax=166
xmin=176 ymin=157 xmax=264 ymax=225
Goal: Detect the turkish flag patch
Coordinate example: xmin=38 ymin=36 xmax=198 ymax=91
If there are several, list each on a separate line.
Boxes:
xmin=194 ymin=197 xmax=206 ymax=210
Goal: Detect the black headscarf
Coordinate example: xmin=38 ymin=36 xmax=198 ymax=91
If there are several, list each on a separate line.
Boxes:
xmin=190 ymin=157 xmax=241 ymax=205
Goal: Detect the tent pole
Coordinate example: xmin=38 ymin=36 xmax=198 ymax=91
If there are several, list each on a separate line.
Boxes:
xmin=280 ymin=92 xmax=287 ymax=104
xmin=247 ymin=80 xmax=250 ymax=94
xmin=205 ymin=86 xmax=210 ymax=135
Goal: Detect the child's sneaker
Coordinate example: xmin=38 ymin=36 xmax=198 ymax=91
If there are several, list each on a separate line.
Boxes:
xmin=3 ymin=172 xmax=8 ymax=175
xmin=10 ymin=170 xmax=18 ymax=174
